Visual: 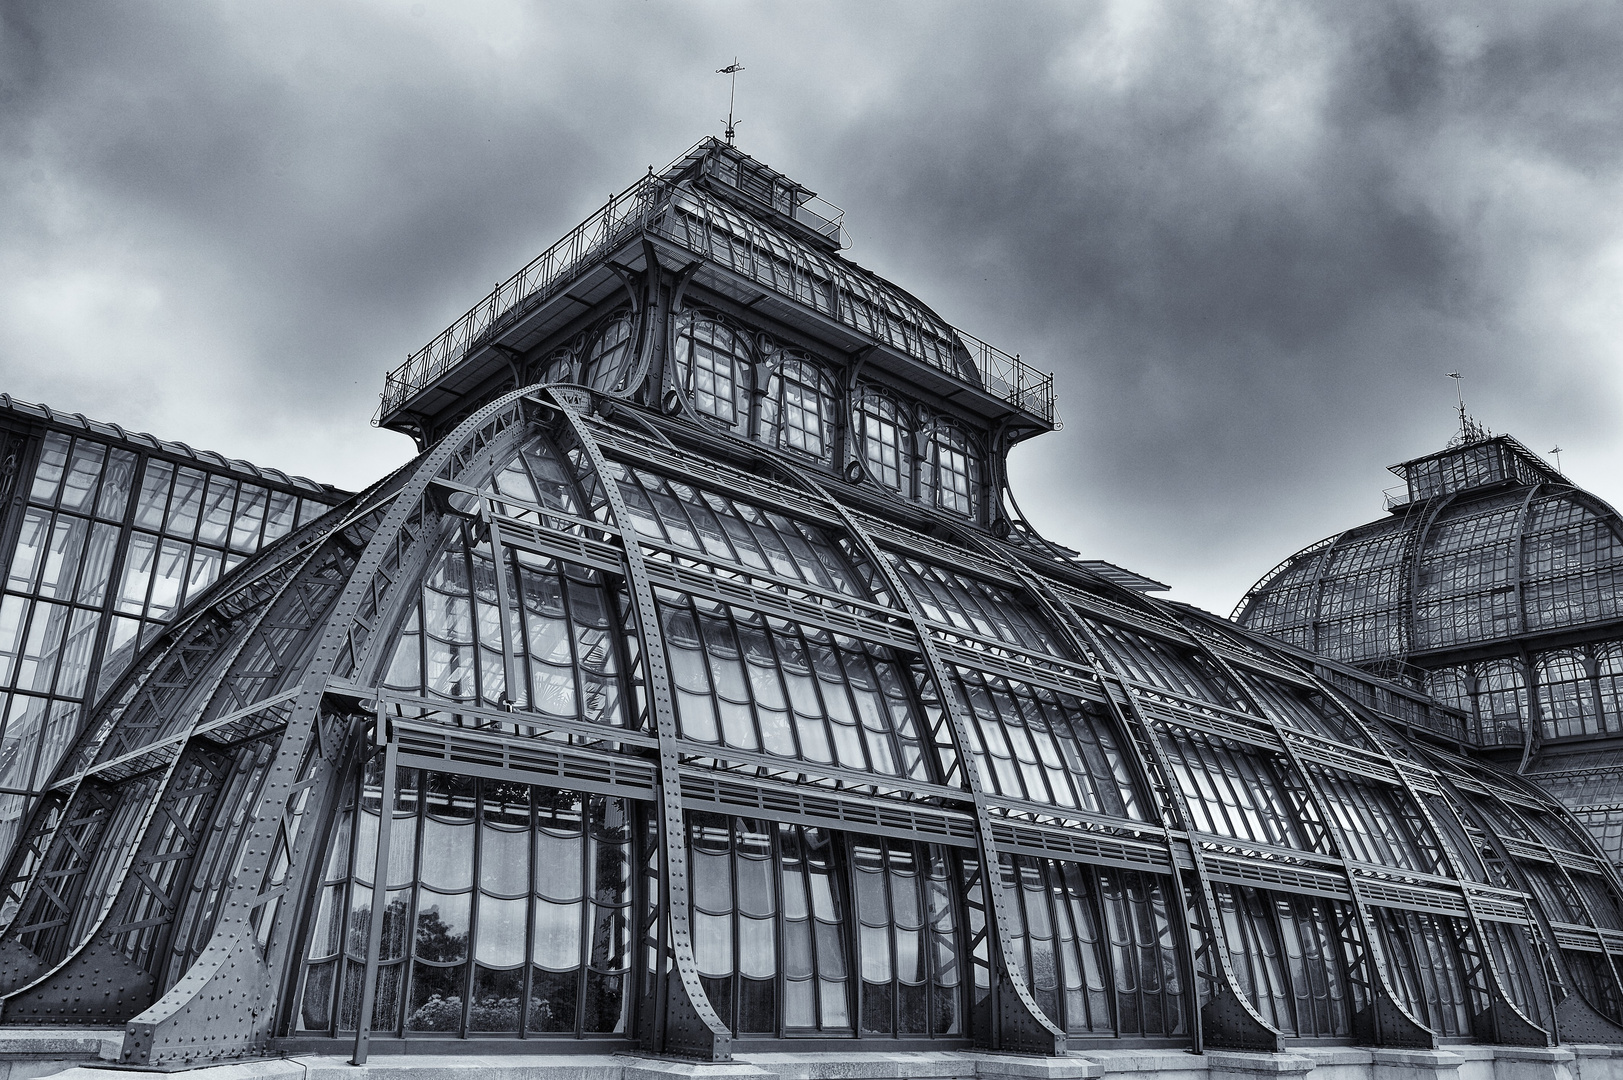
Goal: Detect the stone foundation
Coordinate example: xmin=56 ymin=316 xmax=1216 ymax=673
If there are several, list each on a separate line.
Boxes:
xmin=9 ymin=1044 xmax=1623 ymax=1080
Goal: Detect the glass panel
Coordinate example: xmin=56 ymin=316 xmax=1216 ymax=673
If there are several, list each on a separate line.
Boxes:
xmin=133 ymin=461 xmax=172 ymax=531
xmin=198 ymin=477 xmax=237 ymax=547
xmin=230 ymin=486 xmax=268 ymax=552
xmin=29 ymin=433 xmax=69 ymax=505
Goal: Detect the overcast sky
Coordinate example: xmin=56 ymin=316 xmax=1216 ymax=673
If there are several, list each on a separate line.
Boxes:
xmin=3 ymin=1 xmax=1621 ymax=616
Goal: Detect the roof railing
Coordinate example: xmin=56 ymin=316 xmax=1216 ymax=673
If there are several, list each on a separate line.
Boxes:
xmin=954 ymin=328 xmax=1056 ymax=426
xmin=380 ymin=173 xmax=665 ymax=418
xmin=381 ymin=175 xmax=1055 ymax=429
xmin=792 ymin=193 xmax=845 ymax=245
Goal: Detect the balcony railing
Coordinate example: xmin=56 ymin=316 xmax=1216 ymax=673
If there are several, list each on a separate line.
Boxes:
xmin=380 ymin=174 xmax=665 ymax=418
xmin=954 ymin=328 xmax=1056 ymax=427
xmin=381 ymin=175 xmax=1055 ymax=428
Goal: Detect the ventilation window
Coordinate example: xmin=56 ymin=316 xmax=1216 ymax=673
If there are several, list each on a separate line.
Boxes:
xmin=923 ymin=420 xmax=982 ymax=518
xmin=584 ymin=312 xmax=636 ymax=395
xmin=674 ymin=313 xmax=750 ymax=429
xmin=856 ymin=386 xmax=909 ymax=493
xmin=760 ymin=354 xmax=836 ymax=463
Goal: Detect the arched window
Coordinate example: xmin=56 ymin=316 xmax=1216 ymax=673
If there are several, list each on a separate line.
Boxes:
xmin=1474 ymin=658 xmax=1527 ymax=746
xmin=854 ymin=385 xmax=911 ymax=493
xmin=1424 ymin=667 xmax=1471 ymax=714
xmin=922 ymin=419 xmax=983 ymax=518
xmin=1537 ymin=648 xmax=1600 ymax=740
xmin=759 ymin=353 xmax=837 ymax=463
xmin=673 ymin=312 xmax=751 ymax=430
xmin=583 ymin=312 xmax=637 ymax=395
xmin=1597 ymin=643 xmax=1623 ymax=733
xmin=537 ymin=347 xmax=575 ymax=385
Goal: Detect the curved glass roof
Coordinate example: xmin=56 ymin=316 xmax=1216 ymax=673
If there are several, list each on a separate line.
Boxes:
xmin=1236 ymin=468 xmax=1623 ymax=666
xmin=4 ymin=385 xmax=1622 ymax=1066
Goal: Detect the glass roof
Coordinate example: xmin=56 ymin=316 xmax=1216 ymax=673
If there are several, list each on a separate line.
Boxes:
xmin=7 ymin=385 xmax=1619 ymax=1064
xmin=1236 ymin=481 xmax=1623 ymax=664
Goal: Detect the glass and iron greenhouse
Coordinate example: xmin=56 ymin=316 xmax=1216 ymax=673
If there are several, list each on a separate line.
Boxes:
xmin=2 ymin=137 xmax=1623 ymax=1069
xmin=1235 ymin=429 xmax=1623 ymax=865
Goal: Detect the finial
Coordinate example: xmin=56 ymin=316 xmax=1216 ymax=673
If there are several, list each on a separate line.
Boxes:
xmin=1444 ymin=372 xmax=1489 ymax=447
xmin=717 ymin=58 xmax=745 ymax=144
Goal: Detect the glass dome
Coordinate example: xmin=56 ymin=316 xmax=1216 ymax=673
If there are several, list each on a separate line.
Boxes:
xmin=1236 ymin=480 xmax=1623 ymax=668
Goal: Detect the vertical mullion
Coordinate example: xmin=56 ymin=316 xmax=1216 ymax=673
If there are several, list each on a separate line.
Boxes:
xmin=460 ymin=778 xmax=483 ymax=1038
xmin=460 ymin=526 xmax=484 ymax=708
xmin=843 ymin=833 xmax=862 ymax=1040
xmin=576 ymin=797 xmax=593 ymax=1037
xmin=486 ymin=521 xmax=521 ymax=705
xmin=350 ymin=737 xmax=398 ymax=1066
xmin=520 ymin=791 xmax=536 ymax=1038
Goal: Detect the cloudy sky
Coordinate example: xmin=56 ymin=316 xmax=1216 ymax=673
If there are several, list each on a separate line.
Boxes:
xmin=3 ymin=1 xmax=1621 ymax=615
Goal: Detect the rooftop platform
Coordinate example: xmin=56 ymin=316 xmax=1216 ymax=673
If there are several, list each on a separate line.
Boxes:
xmin=377 ymin=141 xmax=1055 ymax=434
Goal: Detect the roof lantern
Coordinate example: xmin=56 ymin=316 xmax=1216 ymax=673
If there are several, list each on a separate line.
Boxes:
xmin=376 ymin=137 xmax=1056 ymax=455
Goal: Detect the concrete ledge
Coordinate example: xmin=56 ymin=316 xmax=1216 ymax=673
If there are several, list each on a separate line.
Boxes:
xmin=1205 ymin=1052 xmax=1315 ymax=1076
xmin=740 ymin=1052 xmax=971 ymax=1080
xmin=0 ymin=1030 xmax=121 ymax=1061
xmin=975 ymin=1053 xmax=1099 ymax=1080
xmin=10 ymin=1043 xmax=1623 ymax=1080
xmin=0 ymin=1029 xmax=123 ymax=1080
xmin=1074 ymin=1048 xmax=1206 ymax=1080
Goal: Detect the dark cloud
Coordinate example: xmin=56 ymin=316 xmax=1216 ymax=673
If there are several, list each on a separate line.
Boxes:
xmin=2 ymin=1 xmax=1620 ymax=615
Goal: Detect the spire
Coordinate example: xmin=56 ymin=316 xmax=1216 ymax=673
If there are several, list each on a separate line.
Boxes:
xmin=1444 ymin=372 xmax=1490 ymax=447
xmin=717 ymin=59 xmax=744 ymax=144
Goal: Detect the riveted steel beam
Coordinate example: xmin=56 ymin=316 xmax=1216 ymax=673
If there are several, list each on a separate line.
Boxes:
xmin=769 ymin=464 xmax=1065 ymax=1054
xmin=548 ymin=389 xmax=733 ymax=1061
xmin=0 ymin=742 xmax=233 ymax=1027
xmin=1187 ymin=639 xmax=1465 ymax=1048
xmin=956 ymin=535 xmax=1273 ymax=1052
xmin=120 ymin=390 xmax=534 ymax=1066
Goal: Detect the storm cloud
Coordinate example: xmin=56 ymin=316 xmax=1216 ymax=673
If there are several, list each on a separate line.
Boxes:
xmin=2 ymin=1 xmax=1620 ymax=614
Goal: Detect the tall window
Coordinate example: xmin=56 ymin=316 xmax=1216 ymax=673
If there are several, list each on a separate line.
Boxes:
xmin=1537 ymin=648 xmax=1601 ymax=739
xmin=922 ymin=420 xmax=982 ymax=517
xmin=687 ymin=814 xmax=964 ymax=1037
xmin=673 ymin=312 xmax=751 ymax=430
xmin=293 ymin=767 xmax=637 ymax=1038
xmin=1475 ymin=658 xmax=1528 ymax=746
xmin=584 ymin=312 xmax=636 ymax=395
xmin=760 ymin=354 xmax=836 ymax=463
xmin=1598 ymin=643 xmax=1623 ymax=729
xmin=855 ymin=386 xmax=910 ymax=493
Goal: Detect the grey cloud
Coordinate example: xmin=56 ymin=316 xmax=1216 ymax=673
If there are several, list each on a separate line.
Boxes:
xmin=2 ymin=1 xmax=1620 ymax=615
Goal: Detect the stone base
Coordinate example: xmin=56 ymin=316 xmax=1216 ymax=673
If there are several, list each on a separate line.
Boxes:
xmin=12 ymin=1043 xmax=1623 ymax=1080
xmin=0 ymin=1029 xmax=122 ymax=1080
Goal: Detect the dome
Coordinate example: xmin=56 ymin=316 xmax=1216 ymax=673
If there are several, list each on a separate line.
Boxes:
xmin=1236 ymin=437 xmax=1623 ymax=670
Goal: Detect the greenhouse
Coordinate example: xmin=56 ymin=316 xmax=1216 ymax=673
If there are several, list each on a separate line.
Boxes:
xmin=1235 ymin=430 xmax=1623 ymax=863
xmin=0 ymin=139 xmax=1620 ymax=1074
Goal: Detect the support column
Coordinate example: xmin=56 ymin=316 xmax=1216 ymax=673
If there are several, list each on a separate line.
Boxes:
xmin=771 ymin=464 xmax=1064 ymax=1053
xmin=957 ymin=534 xmax=1279 ymax=1052
xmin=350 ymin=732 xmax=397 ymax=1065
xmin=550 ymin=391 xmax=732 ymax=1061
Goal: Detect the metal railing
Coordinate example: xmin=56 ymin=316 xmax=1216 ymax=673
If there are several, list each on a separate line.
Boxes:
xmin=792 ymin=193 xmax=845 ymax=245
xmin=954 ymin=328 xmax=1056 ymax=425
xmin=380 ymin=174 xmax=666 ymax=417
xmin=381 ymin=175 xmax=1056 ymax=428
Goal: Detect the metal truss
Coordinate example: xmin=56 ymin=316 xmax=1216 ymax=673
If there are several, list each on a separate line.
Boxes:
xmin=5 ymin=380 xmax=1621 ymax=1067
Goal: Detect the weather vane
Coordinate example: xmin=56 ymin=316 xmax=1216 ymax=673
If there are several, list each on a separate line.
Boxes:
xmin=717 ymin=58 xmax=744 ymax=144
xmin=1443 ymin=371 xmax=1486 ymax=444
xmin=1550 ymin=446 xmax=1564 ymax=473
